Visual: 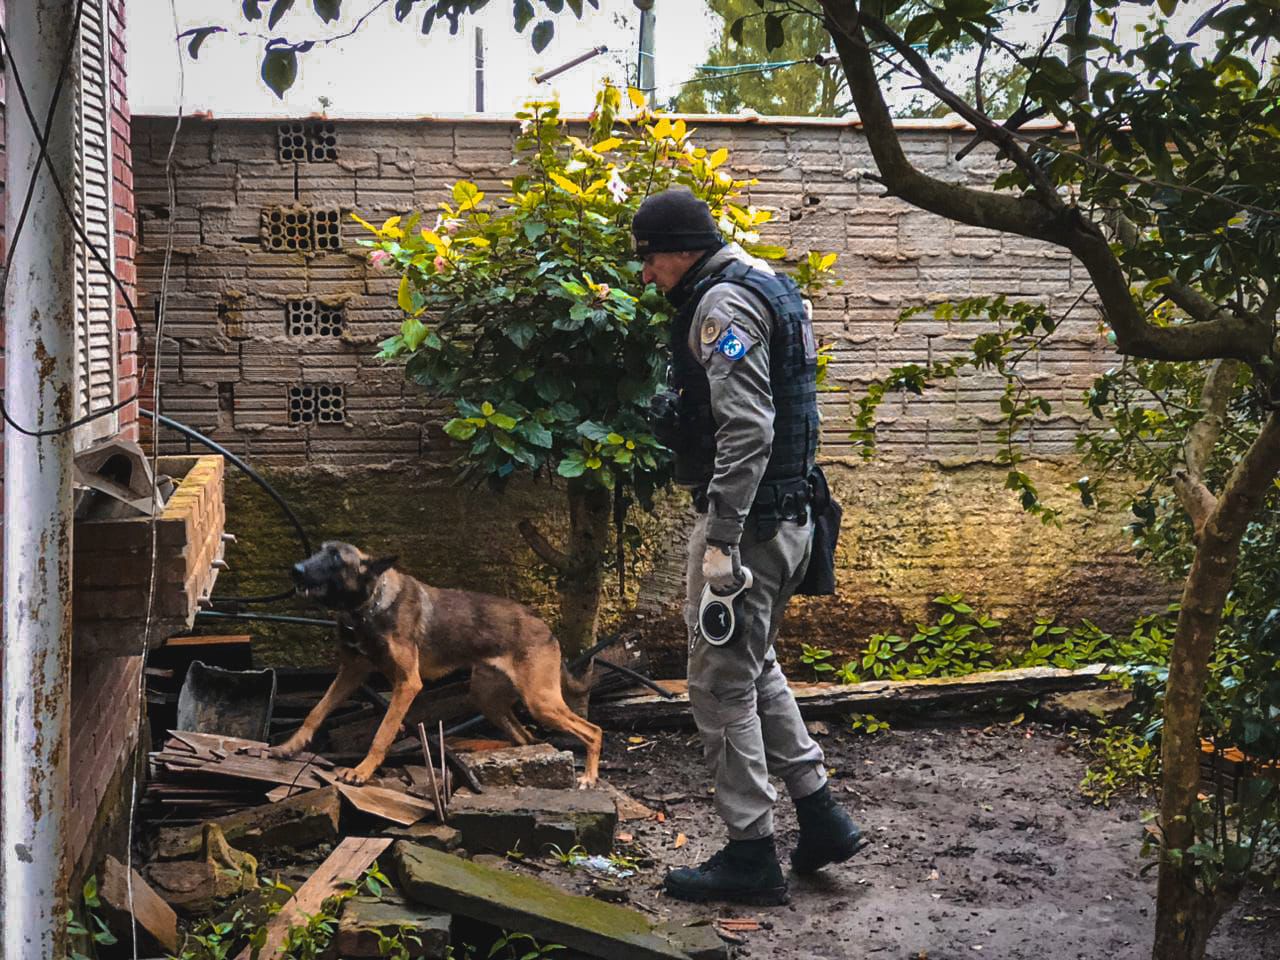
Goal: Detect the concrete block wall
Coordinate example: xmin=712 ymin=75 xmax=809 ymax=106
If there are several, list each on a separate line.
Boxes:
xmin=132 ymin=116 xmax=1106 ymax=468
xmin=131 ymin=114 xmax=1167 ymax=654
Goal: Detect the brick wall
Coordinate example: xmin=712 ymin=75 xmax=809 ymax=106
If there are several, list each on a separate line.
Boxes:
xmin=131 ymin=114 xmax=1168 ymax=656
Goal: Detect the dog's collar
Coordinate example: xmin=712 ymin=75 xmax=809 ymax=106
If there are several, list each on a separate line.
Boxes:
xmin=351 ymin=572 xmax=392 ymax=621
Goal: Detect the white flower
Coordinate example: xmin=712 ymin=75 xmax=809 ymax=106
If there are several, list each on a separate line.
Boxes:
xmin=607 ymin=167 xmax=630 ymax=204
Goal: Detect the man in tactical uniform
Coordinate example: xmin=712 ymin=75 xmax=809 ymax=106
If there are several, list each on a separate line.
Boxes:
xmin=633 ymin=188 xmax=863 ymax=905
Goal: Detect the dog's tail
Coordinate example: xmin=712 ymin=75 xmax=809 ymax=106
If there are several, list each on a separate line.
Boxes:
xmin=560 ymin=659 xmax=593 ymax=719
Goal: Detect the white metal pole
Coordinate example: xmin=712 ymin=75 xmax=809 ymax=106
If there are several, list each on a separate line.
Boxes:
xmin=3 ymin=1 xmax=78 ymax=956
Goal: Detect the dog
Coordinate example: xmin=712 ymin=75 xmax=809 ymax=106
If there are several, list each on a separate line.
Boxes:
xmin=272 ymin=541 xmax=602 ymax=787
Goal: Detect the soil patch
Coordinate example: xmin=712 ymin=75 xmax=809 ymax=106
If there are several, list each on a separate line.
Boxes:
xmin=528 ymin=723 xmax=1278 ymax=960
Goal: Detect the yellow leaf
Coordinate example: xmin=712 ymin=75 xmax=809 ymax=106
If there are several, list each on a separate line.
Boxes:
xmin=708 ymin=147 xmax=728 ymax=169
xmin=397 ymin=274 xmax=414 ymax=314
xmin=673 ymin=833 xmax=687 ymax=849
xmin=627 ymin=86 xmax=646 ymax=107
xmin=420 ymin=228 xmax=448 ymax=254
xmin=584 ymin=178 xmax=607 ymax=196
xmin=820 ymin=252 xmax=838 ymax=270
xmin=671 ymin=119 xmax=687 ymax=141
xmin=593 ymin=137 xmax=622 ymax=153
xmin=381 ymin=215 xmax=404 ymax=239
xmin=627 ymin=736 xmax=646 ymax=745
xmin=652 ymin=117 xmax=672 ymax=140
xmin=350 ymin=212 xmax=380 ymax=236
xmin=549 ymin=172 xmax=582 ymax=196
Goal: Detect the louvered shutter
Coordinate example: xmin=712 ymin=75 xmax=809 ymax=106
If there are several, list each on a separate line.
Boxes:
xmin=72 ymin=0 xmax=117 ymax=446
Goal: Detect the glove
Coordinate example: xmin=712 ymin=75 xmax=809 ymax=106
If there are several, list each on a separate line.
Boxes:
xmin=702 ymin=541 xmax=743 ymax=593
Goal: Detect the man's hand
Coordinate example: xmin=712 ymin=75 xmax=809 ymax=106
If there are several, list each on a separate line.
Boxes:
xmin=702 ymin=541 xmax=743 ymax=592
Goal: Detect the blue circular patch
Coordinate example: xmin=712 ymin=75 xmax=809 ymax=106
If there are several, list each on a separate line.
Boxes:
xmin=718 ymin=333 xmax=745 ymax=360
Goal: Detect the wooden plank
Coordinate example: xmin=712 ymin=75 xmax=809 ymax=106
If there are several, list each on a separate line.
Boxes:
xmin=591 ymin=664 xmax=1112 ymax=728
xmin=234 ymin=837 xmax=392 ymax=960
xmin=337 ymin=783 xmax=436 ymax=827
xmin=98 ymin=856 xmax=179 ymax=953
xmin=165 ymin=634 xmax=252 ymax=648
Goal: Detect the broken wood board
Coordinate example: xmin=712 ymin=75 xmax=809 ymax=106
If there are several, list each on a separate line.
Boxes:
xmin=338 ymin=782 xmax=436 ymax=826
xmin=591 ymin=664 xmax=1113 ymax=728
xmin=98 ymin=855 xmax=179 ymax=953
xmin=393 ymin=841 xmax=694 ymax=960
xmin=233 ymin=837 xmax=392 ymax=960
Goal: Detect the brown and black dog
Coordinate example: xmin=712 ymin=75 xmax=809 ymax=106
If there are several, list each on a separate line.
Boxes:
xmin=272 ymin=541 xmax=602 ymax=787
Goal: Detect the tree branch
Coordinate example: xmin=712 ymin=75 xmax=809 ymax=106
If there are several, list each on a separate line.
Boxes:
xmin=817 ymin=0 xmax=1070 ymax=244
xmin=1171 ymin=359 xmax=1239 ymax=538
xmin=517 ymin=519 xmax=568 ymax=574
xmin=854 ymin=10 xmax=1066 ymax=212
xmin=1209 ymin=411 xmax=1280 ymax=544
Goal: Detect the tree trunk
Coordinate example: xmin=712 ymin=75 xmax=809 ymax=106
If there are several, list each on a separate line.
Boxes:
xmin=556 ymin=479 xmax=611 ymax=662
xmin=1153 ymin=412 xmax=1280 ymax=960
xmin=1153 ymin=531 xmax=1243 ymax=960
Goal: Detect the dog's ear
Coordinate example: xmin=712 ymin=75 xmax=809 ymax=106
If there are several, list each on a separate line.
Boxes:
xmin=365 ymin=555 xmax=398 ymax=578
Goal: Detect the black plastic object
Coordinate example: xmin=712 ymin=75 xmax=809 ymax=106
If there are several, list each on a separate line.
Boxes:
xmin=176 ymin=660 xmax=278 ymax=741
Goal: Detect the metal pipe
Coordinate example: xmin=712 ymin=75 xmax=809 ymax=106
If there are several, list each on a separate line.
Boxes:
xmin=634 ymin=0 xmax=656 ymax=105
xmin=474 ymin=27 xmax=485 ymax=112
xmin=3 ymin=2 xmax=78 ymax=955
xmin=534 ymin=45 xmax=609 ymax=84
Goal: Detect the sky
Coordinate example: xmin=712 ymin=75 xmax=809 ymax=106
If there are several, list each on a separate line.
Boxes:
xmin=129 ymin=1 xmax=720 ymax=117
xmin=128 ymin=1 xmax=1224 ymax=119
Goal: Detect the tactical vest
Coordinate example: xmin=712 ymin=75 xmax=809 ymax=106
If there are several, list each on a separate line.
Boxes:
xmin=668 ymin=259 xmax=819 ymax=490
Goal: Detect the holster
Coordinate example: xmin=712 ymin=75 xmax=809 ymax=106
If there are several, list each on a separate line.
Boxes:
xmin=795 ymin=464 xmax=841 ymax=596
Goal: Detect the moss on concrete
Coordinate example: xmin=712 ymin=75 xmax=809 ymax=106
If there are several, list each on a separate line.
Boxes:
xmin=211 ymin=460 xmax=1171 ymax=670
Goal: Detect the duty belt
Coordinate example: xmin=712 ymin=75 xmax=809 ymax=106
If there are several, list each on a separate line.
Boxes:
xmin=692 ymin=474 xmax=812 ymax=541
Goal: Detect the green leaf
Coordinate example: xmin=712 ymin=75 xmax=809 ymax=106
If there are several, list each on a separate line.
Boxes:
xmin=531 ymin=19 xmax=554 ymax=52
xmin=729 ymin=16 xmax=746 ymax=45
xmin=557 ymin=457 xmax=587 ymax=477
xmin=243 ymin=0 xmax=263 ymax=20
xmin=523 ymin=220 xmax=548 ymax=241
xmin=398 ymin=274 xmax=416 ymax=314
xmin=488 ymin=412 xmax=518 ymax=431
xmin=83 ymin=875 xmax=99 ymax=907
xmin=517 ymin=422 xmax=554 ymax=447
xmin=268 ymin=0 xmax=296 ymax=29
xmin=313 ymin=0 xmax=341 ymax=22
xmin=183 ymin=27 xmax=223 ymax=60
xmin=513 ymin=0 xmax=535 ymax=32
xmin=444 ymin=418 xmax=478 ymax=441
xmin=764 ymin=13 xmax=785 ymax=52
xmin=1156 ymin=0 xmax=1177 ymax=14
xmin=261 ymin=47 xmax=299 ymax=99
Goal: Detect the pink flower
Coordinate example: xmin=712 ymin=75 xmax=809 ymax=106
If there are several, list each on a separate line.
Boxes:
xmin=433 ymin=255 xmax=450 ymax=272
xmin=368 ymin=249 xmax=392 ymax=270
xmin=594 ymin=283 xmax=611 ymax=302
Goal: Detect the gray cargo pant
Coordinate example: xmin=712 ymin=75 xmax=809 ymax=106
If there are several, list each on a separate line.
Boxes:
xmin=685 ymin=513 xmax=827 ymax=841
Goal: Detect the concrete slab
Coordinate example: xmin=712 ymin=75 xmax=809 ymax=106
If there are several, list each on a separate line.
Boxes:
xmin=151 ymin=786 xmax=341 ymax=860
xmin=335 ymin=895 xmax=451 ymax=958
xmin=465 ymin=744 xmax=576 ymax=789
xmin=393 ymin=842 xmax=693 ymax=960
xmin=448 ymin=787 xmax=616 ymax=856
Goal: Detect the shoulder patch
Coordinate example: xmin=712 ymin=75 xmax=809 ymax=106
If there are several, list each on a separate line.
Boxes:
xmin=715 ymin=325 xmax=752 ymax=361
xmin=700 ymin=318 xmax=721 ymax=345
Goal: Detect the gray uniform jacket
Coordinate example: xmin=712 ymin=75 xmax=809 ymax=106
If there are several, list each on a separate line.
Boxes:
xmin=682 ymin=243 xmax=793 ymax=547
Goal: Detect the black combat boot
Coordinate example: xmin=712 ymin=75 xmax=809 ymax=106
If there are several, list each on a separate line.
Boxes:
xmin=790 ymin=783 xmax=865 ymax=875
xmin=663 ymin=836 xmax=789 ymax=905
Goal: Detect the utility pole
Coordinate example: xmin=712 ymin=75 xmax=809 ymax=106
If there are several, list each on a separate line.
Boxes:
xmin=474 ymin=27 xmax=485 ymax=113
xmin=634 ymin=0 xmax=656 ymax=106
xmin=3 ymin=1 xmax=78 ymax=957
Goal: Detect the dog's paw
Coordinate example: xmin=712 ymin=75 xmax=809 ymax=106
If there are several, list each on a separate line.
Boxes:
xmin=336 ymin=765 xmax=373 ymax=786
xmin=576 ymin=774 xmax=598 ymax=790
xmin=269 ymin=741 xmax=304 ymax=760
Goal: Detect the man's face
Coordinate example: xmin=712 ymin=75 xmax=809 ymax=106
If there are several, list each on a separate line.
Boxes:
xmin=641 ymin=250 xmax=702 ymax=293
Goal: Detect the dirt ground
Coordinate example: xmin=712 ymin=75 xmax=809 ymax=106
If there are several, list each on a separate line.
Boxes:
xmin=522 ymin=722 xmax=1279 ymax=960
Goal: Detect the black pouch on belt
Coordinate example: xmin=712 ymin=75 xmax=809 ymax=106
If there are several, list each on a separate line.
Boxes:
xmin=795 ymin=464 xmax=841 ymax=597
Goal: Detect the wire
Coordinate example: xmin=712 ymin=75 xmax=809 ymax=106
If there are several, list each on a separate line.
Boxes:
xmin=0 ymin=15 xmax=152 ymax=439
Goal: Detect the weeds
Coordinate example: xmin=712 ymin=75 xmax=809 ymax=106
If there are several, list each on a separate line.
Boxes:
xmin=1079 ymin=726 xmax=1158 ymax=806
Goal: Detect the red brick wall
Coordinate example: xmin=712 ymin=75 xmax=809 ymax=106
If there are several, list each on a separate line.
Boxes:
xmin=64 ymin=0 xmax=144 ymax=874
xmin=109 ymin=0 xmax=138 ymax=442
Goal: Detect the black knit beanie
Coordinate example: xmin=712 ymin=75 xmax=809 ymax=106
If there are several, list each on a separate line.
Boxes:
xmin=631 ymin=188 xmax=724 ymax=255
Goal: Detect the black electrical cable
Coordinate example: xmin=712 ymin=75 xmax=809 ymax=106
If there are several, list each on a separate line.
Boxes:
xmin=141 ymin=409 xmax=313 ymax=604
xmin=195 ymin=610 xmax=336 ymax=628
